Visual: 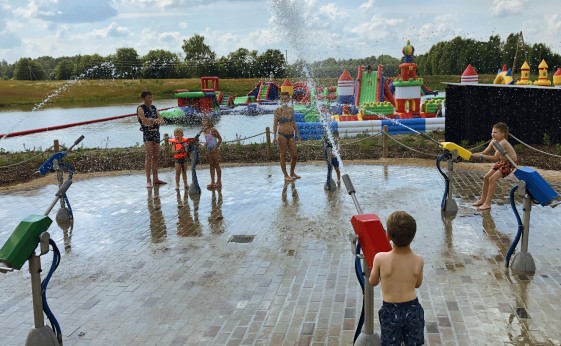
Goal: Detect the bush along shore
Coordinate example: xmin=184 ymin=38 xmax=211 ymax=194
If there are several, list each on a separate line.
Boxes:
xmin=2 ymin=131 xmax=561 ymax=187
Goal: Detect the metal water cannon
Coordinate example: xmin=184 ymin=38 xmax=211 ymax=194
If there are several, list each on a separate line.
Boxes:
xmin=436 ymin=142 xmax=472 ymax=213
xmin=492 ymin=141 xmax=560 ymax=273
xmin=188 ymin=130 xmax=202 ymax=197
xmin=0 ymin=178 xmax=72 ymax=345
xmin=38 ymin=135 xmax=84 ymax=175
xmin=492 ymin=141 xmax=558 ymax=206
xmin=343 ymin=174 xmax=392 ymax=345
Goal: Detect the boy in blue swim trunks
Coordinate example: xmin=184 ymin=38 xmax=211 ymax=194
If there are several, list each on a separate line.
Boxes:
xmin=323 ymin=134 xmax=341 ymax=184
xmin=369 ymin=211 xmax=425 ymax=345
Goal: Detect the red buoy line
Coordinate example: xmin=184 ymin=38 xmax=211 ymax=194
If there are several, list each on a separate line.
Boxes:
xmin=0 ymin=107 xmax=173 ymax=139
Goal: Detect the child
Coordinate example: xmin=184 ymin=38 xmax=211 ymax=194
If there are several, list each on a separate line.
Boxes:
xmin=369 ymin=211 xmax=425 ymax=345
xmin=472 ymin=122 xmax=518 ymax=211
xmin=323 ymin=134 xmax=341 ymax=184
xmin=170 ymin=128 xmax=189 ymax=190
xmin=202 ymin=116 xmax=222 ymax=189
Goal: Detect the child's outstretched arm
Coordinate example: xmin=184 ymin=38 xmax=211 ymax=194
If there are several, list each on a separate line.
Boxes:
xmin=415 ymin=256 xmax=424 ymax=288
xmin=369 ymin=253 xmax=382 ymax=286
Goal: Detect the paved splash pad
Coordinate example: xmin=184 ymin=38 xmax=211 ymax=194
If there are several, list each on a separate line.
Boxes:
xmin=1 ymin=163 xmax=561 ymax=345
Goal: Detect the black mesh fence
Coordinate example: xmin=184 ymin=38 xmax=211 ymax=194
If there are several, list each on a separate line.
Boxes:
xmin=445 ymin=83 xmax=561 ymax=145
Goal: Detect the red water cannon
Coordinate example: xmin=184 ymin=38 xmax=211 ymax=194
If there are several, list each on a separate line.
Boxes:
xmin=343 ymin=174 xmax=392 ymax=270
xmin=351 ymin=213 xmax=392 ymax=271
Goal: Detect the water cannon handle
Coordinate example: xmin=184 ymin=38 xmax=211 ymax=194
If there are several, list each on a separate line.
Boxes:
xmin=492 ymin=141 xmax=518 ymax=168
xmin=342 ymin=174 xmax=355 ymax=195
xmin=56 ymin=179 xmax=72 ymax=197
xmin=492 ymin=141 xmax=506 ymax=155
xmin=68 ymin=135 xmax=85 ymax=152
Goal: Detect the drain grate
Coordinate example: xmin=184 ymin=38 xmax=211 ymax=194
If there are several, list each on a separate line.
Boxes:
xmin=228 ymin=235 xmax=255 ymax=243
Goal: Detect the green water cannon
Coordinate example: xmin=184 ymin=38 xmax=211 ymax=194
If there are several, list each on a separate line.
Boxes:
xmin=0 ymin=180 xmax=70 ymax=272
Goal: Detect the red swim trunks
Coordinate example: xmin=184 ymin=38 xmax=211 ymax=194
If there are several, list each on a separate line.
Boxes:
xmin=493 ymin=160 xmax=516 ymax=177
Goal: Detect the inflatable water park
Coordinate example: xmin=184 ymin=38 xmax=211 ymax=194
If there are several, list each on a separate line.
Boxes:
xmin=158 ymin=38 xmax=561 ymax=143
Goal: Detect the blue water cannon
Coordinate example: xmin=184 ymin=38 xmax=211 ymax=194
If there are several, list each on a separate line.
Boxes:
xmin=38 ymin=135 xmax=84 ymax=176
xmin=492 ymin=141 xmax=558 ymax=206
xmin=492 ymin=141 xmax=560 ymax=273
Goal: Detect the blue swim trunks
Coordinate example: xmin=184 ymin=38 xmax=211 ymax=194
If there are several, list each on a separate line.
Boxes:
xmin=379 ymin=298 xmax=425 ymax=345
xmin=323 ymin=146 xmax=339 ymax=168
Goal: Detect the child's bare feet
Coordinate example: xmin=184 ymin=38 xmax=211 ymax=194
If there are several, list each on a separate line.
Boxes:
xmin=175 ymin=185 xmax=180 ymax=190
xmin=207 ymin=183 xmax=215 ymax=189
xmin=214 ymin=182 xmax=222 ymax=189
xmin=472 ymin=200 xmax=484 ymax=206
xmin=477 ymin=204 xmax=491 ymax=211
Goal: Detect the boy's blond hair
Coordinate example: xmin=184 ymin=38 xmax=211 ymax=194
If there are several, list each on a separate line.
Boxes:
xmin=386 ymin=211 xmax=417 ymax=247
xmin=174 ymin=127 xmax=184 ymax=137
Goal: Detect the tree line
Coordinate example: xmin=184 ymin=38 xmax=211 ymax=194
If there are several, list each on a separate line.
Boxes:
xmin=1 ymin=32 xmax=559 ymax=81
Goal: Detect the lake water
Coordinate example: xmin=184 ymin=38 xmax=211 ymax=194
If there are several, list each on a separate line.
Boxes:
xmin=0 ymin=100 xmax=275 ymax=152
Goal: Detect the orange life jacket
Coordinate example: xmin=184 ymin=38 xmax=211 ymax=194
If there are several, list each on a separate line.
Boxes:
xmin=169 ymin=137 xmax=194 ymax=159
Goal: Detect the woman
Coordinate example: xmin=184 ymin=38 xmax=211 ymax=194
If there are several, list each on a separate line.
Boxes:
xmin=273 ymin=92 xmax=301 ymax=182
xmin=137 ymin=90 xmax=166 ymax=188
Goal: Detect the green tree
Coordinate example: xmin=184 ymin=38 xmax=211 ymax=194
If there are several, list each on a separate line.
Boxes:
xmin=141 ymin=49 xmax=180 ymax=78
xmin=181 ymin=34 xmax=217 ymax=77
xmin=0 ymin=60 xmax=14 ymax=80
xmin=14 ymin=58 xmax=46 ymax=80
xmin=220 ymin=48 xmax=257 ymax=78
xmin=74 ymin=54 xmax=110 ymax=79
xmin=110 ymin=48 xmax=141 ymax=79
xmin=255 ymin=49 xmax=286 ymax=78
xmin=54 ymin=59 xmax=75 ymax=80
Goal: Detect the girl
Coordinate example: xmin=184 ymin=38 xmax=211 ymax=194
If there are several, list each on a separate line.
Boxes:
xmin=202 ymin=117 xmax=222 ymax=189
xmin=170 ymin=128 xmax=189 ymax=191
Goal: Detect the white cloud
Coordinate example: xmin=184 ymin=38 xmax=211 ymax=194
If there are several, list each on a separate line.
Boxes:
xmin=319 ymin=4 xmax=347 ymax=21
xmin=359 ymin=0 xmax=375 ymax=11
xmin=36 ymin=0 xmax=118 ymax=23
xmin=490 ymin=0 xmax=527 ymax=17
xmin=159 ymin=31 xmax=181 ymax=42
xmin=90 ymin=22 xmax=131 ymax=38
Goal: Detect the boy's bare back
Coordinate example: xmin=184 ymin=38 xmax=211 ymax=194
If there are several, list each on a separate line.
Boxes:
xmin=370 ymin=247 xmax=424 ymax=303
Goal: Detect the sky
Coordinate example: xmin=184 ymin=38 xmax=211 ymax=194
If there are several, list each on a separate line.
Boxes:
xmin=1 ymin=0 xmax=560 ymax=65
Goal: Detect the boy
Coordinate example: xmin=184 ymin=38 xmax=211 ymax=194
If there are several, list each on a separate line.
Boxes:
xmin=369 ymin=211 xmax=425 ymax=345
xmin=472 ymin=122 xmax=518 ymax=211
xmin=323 ymin=134 xmax=341 ymax=184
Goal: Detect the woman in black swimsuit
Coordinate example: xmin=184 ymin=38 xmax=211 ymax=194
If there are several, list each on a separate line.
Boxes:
xmin=273 ymin=92 xmax=301 ymax=182
xmin=137 ymin=90 xmax=166 ymax=188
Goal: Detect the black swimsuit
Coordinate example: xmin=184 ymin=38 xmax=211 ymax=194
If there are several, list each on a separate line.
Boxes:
xmin=138 ymin=104 xmax=160 ymax=143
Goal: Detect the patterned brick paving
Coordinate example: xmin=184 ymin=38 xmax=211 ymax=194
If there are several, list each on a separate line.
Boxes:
xmin=1 ymin=163 xmax=561 ymax=345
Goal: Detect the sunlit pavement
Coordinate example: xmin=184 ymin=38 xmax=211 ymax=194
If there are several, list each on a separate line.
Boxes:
xmin=1 ymin=163 xmax=561 ymax=345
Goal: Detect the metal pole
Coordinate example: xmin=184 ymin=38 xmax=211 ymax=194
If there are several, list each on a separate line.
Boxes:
xmin=28 ymin=254 xmax=45 ymax=328
xmin=382 ymin=125 xmax=388 ymax=158
xmin=362 ymin=260 xmax=374 ymax=336
xmin=265 ymin=127 xmax=272 ymax=161
xmin=521 ymin=195 xmax=532 ymax=253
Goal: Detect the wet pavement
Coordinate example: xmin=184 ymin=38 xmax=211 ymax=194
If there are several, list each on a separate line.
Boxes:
xmin=1 ymin=162 xmax=561 ymax=345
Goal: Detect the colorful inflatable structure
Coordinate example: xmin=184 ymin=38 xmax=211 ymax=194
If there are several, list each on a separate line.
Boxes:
xmin=493 ymin=65 xmax=514 ymax=85
xmin=161 ymin=76 xmax=221 ymax=123
xmin=247 ymin=81 xmax=281 ymax=104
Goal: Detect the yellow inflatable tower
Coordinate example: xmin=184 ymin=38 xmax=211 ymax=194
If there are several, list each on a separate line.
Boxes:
xmin=281 ymin=79 xmax=294 ymax=96
xmin=533 ymin=59 xmax=551 ymax=86
xmin=516 ymin=61 xmax=532 ymax=85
